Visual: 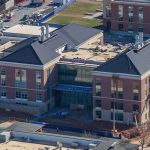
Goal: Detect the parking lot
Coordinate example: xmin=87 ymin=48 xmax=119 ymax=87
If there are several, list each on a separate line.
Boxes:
xmin=0 ymin=0 xmax=54 ymax=29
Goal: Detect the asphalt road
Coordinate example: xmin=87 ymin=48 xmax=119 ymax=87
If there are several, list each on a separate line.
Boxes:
xmin=2 ymin=1 xmax=53 ymax=28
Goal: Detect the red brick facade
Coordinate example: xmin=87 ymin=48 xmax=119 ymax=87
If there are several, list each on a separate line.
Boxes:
xmin=104 ymin=1 xmax=150 ymax=35
xmin=93 ymin=74 xmax=149 ymax=124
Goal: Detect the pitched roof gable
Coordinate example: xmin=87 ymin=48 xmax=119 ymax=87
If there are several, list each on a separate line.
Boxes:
xmin=1 ymin=45 xmax=43 ymax=65
xmin=95 ymin=52 xmax=140 ymax=75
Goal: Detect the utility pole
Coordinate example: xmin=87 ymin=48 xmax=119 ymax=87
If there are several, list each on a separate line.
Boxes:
xmin=112 ymin=77 xmax=118 ymax=137
xmin=113 ymin=78 xmax=116 ymax=132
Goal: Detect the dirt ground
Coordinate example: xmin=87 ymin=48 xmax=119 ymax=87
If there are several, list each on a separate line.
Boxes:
xmin=0 ymin=108 xmax=35 ymax=123
xmin=43 ymin=115 xmax=133 ymax=132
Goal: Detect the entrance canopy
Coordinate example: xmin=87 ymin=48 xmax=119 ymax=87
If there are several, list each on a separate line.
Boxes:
xmin=53 ymin=84 xmax=92 ymax=93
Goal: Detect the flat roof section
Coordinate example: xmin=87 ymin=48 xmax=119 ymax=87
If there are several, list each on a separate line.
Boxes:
xmin=3 ymin=24 xmax=57 ymax=37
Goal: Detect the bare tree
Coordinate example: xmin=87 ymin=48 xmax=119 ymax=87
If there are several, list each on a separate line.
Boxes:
xmin=138 ymin=122 xmax=150 ymax=150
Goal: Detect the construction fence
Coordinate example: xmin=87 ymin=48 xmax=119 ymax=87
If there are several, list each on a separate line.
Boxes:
xmin=36 ymin=0 xmax=76 ymax=25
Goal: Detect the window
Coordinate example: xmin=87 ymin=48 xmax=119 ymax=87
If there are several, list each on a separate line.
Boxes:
xmin=21 ymin=90 xmax=27 ymax=100
xmin=138 ymin=7 xmax=143 ymax=24
xmin=1 ymin=88 xmax=6 ymax=98
xmin=111 ymin=79 xmax=123 ymax=99
xmin=1 ymin=78 xmax=6 ymax=86
xmin=111 ymin=102 xmax=123 ymax=110
xmin=95 ymin=100 xmax=101 ymax=108
xmin=15 ymin=69 xmax=26 ymax=88
xmin=133 ymin=104 xmax=139 ymax=112
xmin=16 ymin=90 xmax=27 ymax=100
xmin=138 ymin=24 xmax=143 ymax=32
xmin=36 ymin=92 xmax=42 ymax=102
xmin=36 ymin=83 xmax=41 ymax=89
xmin=118 ymin=24 xmax=124 ymax=31
xmin=95 ymin=79 xmax=101 ymax=96
xmin=128 ymin=6 xmax=133 ymax=22
xmin=117 ymin=80 xmax=123 ymax=99
xmin=36 ymin=71 xmax=41 ymax=82
xmin=111 ymin=112 xmax=123 ymax=121
xmin=96 ymin=111 xmax=101 ymax=119
xmin=1 ymin=68 xmax=6 ymax=75
xmin=0 ymin=67 xmax=6 ymax=86
xmin=133 ymin=82 xmax=139 ymax=100
xmin=128 ymin=23 xmax=134 ymax=33
xmin=118 ymin=5 xmax=123 ymax=21
xmin=106 ymin=5 xmax=111 ymax=18
xmin=36 ymin=71 xmax=42 ymax=89
xmin=138 ymin=7 xmax=144 ymax=32
xmin=16 ymin=90 xmax=21 ymax=99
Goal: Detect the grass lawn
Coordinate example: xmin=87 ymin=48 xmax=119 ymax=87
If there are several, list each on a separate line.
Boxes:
xmin=46 ymin=1 xmax=102 ymax=28
xmin=47 ymin=16 xmax=101 ymax=28
xmin=59 ymin=1 xmax=100 ymax=16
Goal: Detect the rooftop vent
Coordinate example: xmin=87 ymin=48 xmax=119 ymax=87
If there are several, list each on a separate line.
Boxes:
xmin=135 ymin=32 xmax=144 ymax=50
xmin=39 ymin=24 xmax=51 ymax=42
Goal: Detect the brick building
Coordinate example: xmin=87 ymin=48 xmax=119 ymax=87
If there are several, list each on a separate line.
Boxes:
xmin=0 ymin=23 xmax=103 ymax=115
xmin=103 ymin=0 xmax=150 ymax=36
xmin=93 ymin=41 xmax=150 ymax=125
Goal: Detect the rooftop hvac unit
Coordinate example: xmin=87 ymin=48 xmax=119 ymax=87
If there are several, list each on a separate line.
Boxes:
xmin=89 ymin=143 xmax=97 ymax=149
xmin=71 ymin=142 xmax=79 ymax=148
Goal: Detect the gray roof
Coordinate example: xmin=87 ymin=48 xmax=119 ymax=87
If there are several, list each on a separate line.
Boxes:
xmin=94 ymin=141 xmax=138 ymax=150
xmin=95 ymin=43 xmax=150 ymax=75
xmin=54 ymin=23 xmax=101 ymax=48
xmin=2 ymin=121 xmax=43 ymax=132
xmin=0 ymin=23 xmax=100 ymax=65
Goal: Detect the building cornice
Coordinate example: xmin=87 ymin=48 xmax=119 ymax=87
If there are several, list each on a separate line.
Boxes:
xmin=111 ymin=0 xmax=150 ymax=6
xmin=93 ymin=71 xmax=141 ymax=80
xmin=0 ymin=56 xmax=60 ymax=70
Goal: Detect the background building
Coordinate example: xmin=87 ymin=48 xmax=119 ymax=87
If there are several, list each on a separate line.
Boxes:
xmin=103 ymin=0 xmax=150 ymax=36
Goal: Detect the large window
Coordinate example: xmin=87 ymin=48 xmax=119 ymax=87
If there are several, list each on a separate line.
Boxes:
xmin=56 ymin=90 xmax=92 ymax=109
xmin=58 ymin=64 xmax=96 ymax=86
xmin=15 ymin=69 xmax=26 ymax=88
xmin=111 ymin=112 xmax=123 ymax=121
xmin=118 ymin=5 xmax=123 ymax=21
xmin=16 ymin=90 xmax=27 ymax=100
xmin=128 ymin=6 xmax=134 ymax=22
xmin=95 ymin=79 xmax=101 ymax=96
xmin=133 ymin=82 xmax=139 ymax=100
xmin=111 ymin=102 xmax=123 ymax=110
xmin=111 ymin=79 xmax=123 ymax=99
